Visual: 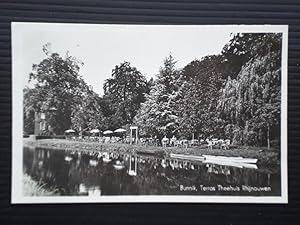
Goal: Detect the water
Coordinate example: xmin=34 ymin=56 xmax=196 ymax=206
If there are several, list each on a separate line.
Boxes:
xmin=23 ymin=147 xmax=281 ymax=196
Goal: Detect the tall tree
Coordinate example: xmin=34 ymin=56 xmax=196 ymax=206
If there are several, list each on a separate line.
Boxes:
xmin=103 ymin=62 xmax=149 ymax=129
xmin=222 ymin=33 xmax=281 ymax=79
xmin=176 ymin=55 xmax=226 ymax=139
xmin=135 ymin=54 xmax=181 ymax=138
xmin=71 ymin=87 xmax=105 ymax=132
xmin=218 ymin=33 xmax=281 ymax=147
xmin=26 ymin=44 xmax=88 ymax=134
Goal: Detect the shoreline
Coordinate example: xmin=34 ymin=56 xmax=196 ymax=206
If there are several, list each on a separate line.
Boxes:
xmin=23 ymin=174 xmax=58 ymax=196
xmin=23 ymin=138 xmax=279 ymax=166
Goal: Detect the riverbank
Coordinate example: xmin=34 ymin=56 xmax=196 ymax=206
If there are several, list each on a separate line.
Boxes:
xmin=23 ymin=174 xmax=58 ymax=196
xmin=23 ymin=138 xmax=279 ymax=165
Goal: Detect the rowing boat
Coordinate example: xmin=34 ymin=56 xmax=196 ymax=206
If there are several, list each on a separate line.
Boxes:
xmin=203 ymin=155 xmax=258 ymax=164
xmin=204 ymin=159 xmax=258 ymax=169
xmin=169 ymin=153 xmax=205 ymax=161
xmin=204 ymin=159 xmax=243 ymax=168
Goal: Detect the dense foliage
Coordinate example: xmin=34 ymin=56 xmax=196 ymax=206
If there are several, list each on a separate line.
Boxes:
xmin=24 ymin=44 xmax=102 ymax=134
xmin=134 ymin=55 xmax=181 ymax=138
xmin=102 ymin=62 xmax=149 ymax=130
xmin=24 ymin=33 xmax=281 ymax=148
xmin=218 ymin=33 xmax=281 ymax=147
xmin=135 ymin=33 xmax=281 ymax=147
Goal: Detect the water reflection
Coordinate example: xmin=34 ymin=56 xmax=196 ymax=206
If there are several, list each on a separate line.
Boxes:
xmin=23 ymin=147 xmax=280 ymax=196
xmin=128 ymin=155 xmax=137 ymax=176
xmin=79 ymin=184 xmax=101 ymax=196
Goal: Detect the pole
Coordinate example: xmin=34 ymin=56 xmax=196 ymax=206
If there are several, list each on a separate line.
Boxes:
xmin=136 ymin=127 xmax=138 ymax=145
xmin=130 ymin=128 xmax=132 ymax=145
xmin=267 ymin=123 xmax=270 ymax=149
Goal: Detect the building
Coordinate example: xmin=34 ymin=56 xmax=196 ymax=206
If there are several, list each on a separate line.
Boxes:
xmin=34 ymin=112 xmax=47 ymax=135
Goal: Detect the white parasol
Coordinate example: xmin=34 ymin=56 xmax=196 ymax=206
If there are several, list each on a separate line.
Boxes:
xmin=103 ymin=130 xmax=113 ymax=135
xmin=90 ymin=129 xmax=100 ymax=133
xmin=114 ymin=128 xmax=126 ymax=133
xmin=65 ymin=129 xmax=75 ymax=133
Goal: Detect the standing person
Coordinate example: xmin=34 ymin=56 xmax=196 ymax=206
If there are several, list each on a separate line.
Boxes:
xmin=206 ymin=138 xmax=213 ymax=150
xmin=154 ymin=135 xmax=159 ymax=146
xmin=170 ymin=135 xmax=177 ymax=147
xmin=162 ymin=136 xmax=169 ymax=148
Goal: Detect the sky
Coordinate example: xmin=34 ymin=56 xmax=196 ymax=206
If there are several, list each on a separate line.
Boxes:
xmin=19 ymin=24 xmax=234 ymax=95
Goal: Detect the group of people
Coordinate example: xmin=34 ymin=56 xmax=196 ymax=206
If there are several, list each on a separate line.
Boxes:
xmin=206 ymin=138 xmax=231 ymax=150
xmin=68 ymin=135 xmax=123 ymax=143
xmin=160 ymin=136 xmax=231 ymax=150
xmin=66 ymin=133 xmax=231 ymax=150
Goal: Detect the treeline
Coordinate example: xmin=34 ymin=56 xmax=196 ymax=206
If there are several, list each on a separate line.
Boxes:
xmin=24 ymin=33 xmax=281 ymax=148
xmin=23 ymin=53 xmax=151 ymax=136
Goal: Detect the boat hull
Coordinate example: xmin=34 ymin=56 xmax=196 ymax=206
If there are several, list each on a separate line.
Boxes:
xmin=170 ymin=153 xmax=205 ymax=161
xmin=204 ymin=159 xmax=258 ymax=169
xmin=203 ymin=155 xmax=258 ymax=164
xmin=169 ymin=153 xmax=258 ymax=164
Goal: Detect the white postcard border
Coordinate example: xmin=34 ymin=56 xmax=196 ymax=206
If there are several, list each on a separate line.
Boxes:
xmin=11 ymin=23 xmax=288 ymax=204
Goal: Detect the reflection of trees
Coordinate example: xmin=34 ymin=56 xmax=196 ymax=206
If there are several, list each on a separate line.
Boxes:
xmin=23 ymin=147 xmax=34 ymax=174
xmin=23 ymin=147 xmax=280 ymax=196
xmin=27 ymin=148 xmax=73 ymax=194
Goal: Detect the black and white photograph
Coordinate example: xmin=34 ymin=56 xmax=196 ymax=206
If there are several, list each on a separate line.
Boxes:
xmin=11 ymin=23 xmax=288 ymax=203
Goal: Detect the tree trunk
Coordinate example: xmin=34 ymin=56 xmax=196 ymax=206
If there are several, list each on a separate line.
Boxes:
xmin=267 ymin=123 xmax=270 ymax=149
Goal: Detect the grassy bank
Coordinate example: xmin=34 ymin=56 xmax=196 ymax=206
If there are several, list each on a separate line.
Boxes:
xmin=23 ymin=174 xmax=57 ymax=196
xmin=23 ymin=138 xmax=279 ymax=165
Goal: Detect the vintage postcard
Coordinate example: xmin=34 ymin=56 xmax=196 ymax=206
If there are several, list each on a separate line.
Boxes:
xmin=11 ymin=23 xmax=288 ymax=203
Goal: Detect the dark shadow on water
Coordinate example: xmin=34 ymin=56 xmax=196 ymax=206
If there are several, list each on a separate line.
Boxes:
xmin=23 ymin=147 xmax=281 ymax=196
